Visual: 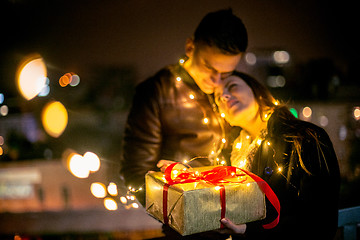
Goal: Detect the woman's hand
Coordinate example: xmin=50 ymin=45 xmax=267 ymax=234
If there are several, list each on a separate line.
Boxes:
xmin=220 ymin=218 xmax=247 ymax=234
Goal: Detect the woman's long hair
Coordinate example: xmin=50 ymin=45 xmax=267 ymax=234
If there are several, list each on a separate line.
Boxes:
xmin=231 ymin=71 xmax=318 ymax=175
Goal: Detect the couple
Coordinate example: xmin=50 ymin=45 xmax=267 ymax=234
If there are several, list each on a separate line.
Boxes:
xmin=121 ymin=8 xmax=340 ymax=240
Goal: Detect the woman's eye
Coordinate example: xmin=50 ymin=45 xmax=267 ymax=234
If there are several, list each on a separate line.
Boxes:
xmin=228 ymin=84 xmax=237 ymax=91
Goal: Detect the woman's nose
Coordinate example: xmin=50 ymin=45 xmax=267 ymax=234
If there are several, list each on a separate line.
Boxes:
xmin=220 ymin=93 xmax=231 ymax=103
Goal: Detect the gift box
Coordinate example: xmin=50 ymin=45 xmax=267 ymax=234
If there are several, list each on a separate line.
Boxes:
xmin=145 ymin=164 xmax=274 ymax=236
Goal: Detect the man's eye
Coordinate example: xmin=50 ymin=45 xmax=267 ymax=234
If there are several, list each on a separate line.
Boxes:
xmin=221 ymin=72 xmax=233 ymax=79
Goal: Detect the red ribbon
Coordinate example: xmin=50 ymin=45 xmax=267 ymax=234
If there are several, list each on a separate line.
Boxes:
xmin=162 ymin=163 xmax=280 ymax=229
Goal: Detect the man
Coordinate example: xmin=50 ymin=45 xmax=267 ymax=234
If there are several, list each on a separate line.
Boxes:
xmin=120 ymin=9 xmax=248 ymax=207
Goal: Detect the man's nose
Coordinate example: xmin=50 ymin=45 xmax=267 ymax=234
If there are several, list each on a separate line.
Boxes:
xmin=210 ymin=72 xmax=222 ymax=85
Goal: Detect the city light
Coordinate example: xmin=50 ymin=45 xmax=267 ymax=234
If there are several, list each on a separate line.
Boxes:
xmin=107 ymin=182 xmax=118 ymax=196
xmin=354 ymin=107 xmax=360 ymax=121
xmin=104 ymin=197 xmax=118 ymax=211
xmin=302 ymin=106 xmax=312 ymax=119
xmin=16 ymin=54 xmax=47 ymax=100
xmin=41 ymin=101 xmax=68 ymax=138
xmin=273 ymin=50 xmax=290 ymax=64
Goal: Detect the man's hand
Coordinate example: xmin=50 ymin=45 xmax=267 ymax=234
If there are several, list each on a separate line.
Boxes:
xmin=219 ymin=218 xmax=247 ymax=234
xmin=156 ymin=160 xmax=187 ymax=173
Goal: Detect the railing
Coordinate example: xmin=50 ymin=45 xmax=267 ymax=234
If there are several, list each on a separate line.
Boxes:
xmin=338 ymin=206 xmax=360 ymax=240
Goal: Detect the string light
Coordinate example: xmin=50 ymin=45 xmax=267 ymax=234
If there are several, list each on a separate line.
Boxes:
xmin=189 ymin=94 xmax=195 ymax=99
xmin=203 ymin=117 xmax=209 ymax=124
xmin=176 ymin=76 xmax=182 ymax=82
xmin=220 ymin=113 xmax=226 ymax=118
xmin=120 ymin=196 xmax=127 ymax=204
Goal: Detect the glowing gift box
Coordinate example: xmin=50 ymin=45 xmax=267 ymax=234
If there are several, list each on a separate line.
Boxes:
xmin=145 ymin=164 xmax=280 ymax=236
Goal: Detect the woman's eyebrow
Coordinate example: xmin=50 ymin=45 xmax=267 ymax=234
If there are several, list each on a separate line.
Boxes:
xmin=224 ymin=79 xmax=235 ymax=88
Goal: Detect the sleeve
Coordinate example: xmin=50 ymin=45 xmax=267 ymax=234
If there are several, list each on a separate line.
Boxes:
xmin=120 ymin=78 xmax=163 ymax=204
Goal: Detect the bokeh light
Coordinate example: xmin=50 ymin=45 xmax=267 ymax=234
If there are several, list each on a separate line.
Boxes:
xmin=302 ymin=106 xmax=312 ymax=118
xmin=353 ymin=107 xmax=360 ymax=121
xmin=273 ymin=50 xmax=290 ymax=64
xmin=0 ymin=105 xmax=8 ymax=116
xmin=104 ymin=197 xmax=118 ymax=211
xmin=59 ymin=73 xmax=80 ymax=87
xmin=68 ymin=153 xmax=90 ymax=178
xmin=90 ymin=182 xmax=107 ymax=198
xmin=107 ymin=182 xmax=118 ymax=196
xmin=83 ymin=151 xmax=100 ymax=172
xmin=41 ymin=101 xmax=68 ymax=138
xmin=16 ymin=54 xmax=47 ymax=100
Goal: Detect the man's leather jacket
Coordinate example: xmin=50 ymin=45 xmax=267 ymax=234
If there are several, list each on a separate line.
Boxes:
xmin=120 ymin=63 xmax=229 ymax=201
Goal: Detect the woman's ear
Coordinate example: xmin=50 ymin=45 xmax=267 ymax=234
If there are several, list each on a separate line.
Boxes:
xmin=185 ymin=38 xmax=195 ymax=58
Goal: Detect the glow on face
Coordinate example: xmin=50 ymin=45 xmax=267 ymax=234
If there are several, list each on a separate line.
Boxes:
xmin=215 ymin=76 xmax=258 ymax=126
xmin=186 ymin=43 xmax=242 ymax=94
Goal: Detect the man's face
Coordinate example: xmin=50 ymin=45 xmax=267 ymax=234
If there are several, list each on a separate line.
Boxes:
xmin=184 ymin=40 xmax=242 ymax=94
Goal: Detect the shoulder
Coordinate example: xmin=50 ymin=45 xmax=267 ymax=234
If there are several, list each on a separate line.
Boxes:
xmin=136 ymin=65 xmax=177 ymax=91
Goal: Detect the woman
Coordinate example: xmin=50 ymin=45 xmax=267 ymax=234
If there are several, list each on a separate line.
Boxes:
xmin=215 ymin=72 xmax=340 ymax=240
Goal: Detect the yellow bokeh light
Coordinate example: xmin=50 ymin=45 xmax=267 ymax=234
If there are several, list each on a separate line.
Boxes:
xmin=41 ymin=101 xmax=68 ymax=138
xmin=104 ymin=197 xmax=118 ymax=211
xmin=16 ymin=54 xmax=47 ymax=100
xmin=91 ymin=182 xmax=107 ymax=198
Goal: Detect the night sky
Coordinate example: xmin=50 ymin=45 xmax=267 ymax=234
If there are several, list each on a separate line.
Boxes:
xmin=1 ymin=0 xmax=358 ymax=91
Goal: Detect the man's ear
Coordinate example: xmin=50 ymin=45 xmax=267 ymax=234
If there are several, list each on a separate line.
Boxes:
xmin=185 ymin=38 xmax=195 ymax=58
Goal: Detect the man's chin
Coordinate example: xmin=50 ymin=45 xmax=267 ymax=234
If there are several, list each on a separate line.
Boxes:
xmin=201 ymin=86 xmax=214 ymax=94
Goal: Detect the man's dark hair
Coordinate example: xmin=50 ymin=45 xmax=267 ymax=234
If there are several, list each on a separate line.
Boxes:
xmin=194 ymin=8 xmax=248 ymax=55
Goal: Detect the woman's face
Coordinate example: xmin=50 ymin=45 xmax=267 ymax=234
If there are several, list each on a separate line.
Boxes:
xmin=215 ymin=75 xmax=259 ymax=126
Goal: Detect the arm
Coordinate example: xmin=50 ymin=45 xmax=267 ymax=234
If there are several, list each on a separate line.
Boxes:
xmin=120 ymin=78 xmax=162 ymax=204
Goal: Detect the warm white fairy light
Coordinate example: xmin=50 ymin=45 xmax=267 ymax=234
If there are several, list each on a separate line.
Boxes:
xmin=132 ymin=203 xmax=139 ymax=209
xmin=104 ymin=197 xmax=118 ymax=211
xmin=222 ymin=138 xmax=226 ymax=143
xmin=120 ymin=196 xmax=127 ymax=204
xmin=107 ymin=182 xmax=118 ymax=196
xmin=176 ymin=76 xmax=182 ymax=81
xmin=235 ymin=142 xmax=242 ymax=149
xmin=220 ymin=160 xmax=226 ymax=165
xmin=179 ymin=58 xmax=185 ymax=64
xmin=257 ymin=139 xmax=262 ymax=146
xmin=203 ymin=117 xmax=209 ymax=124
xmin=220 ymin=113 xmax=225 ymax=118
xmin=189 ymin=94 xmax=195 ymax=99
